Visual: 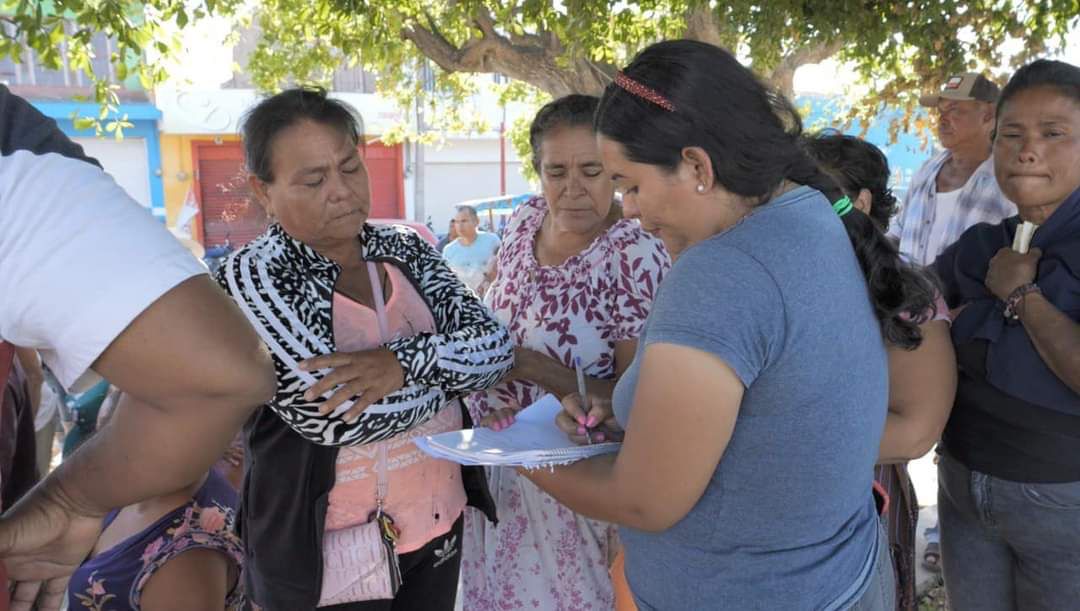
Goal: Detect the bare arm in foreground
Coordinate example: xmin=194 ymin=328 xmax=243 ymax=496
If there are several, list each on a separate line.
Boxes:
xmin=0 ymin=276 xmax=275 ymax=610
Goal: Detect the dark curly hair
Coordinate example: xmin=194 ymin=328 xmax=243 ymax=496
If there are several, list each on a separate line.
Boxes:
xmin=803 ymin=132 xmax=898 ymax=231
xmin=241 ymin=86 xmax=365 ymax=183
xmin=595 ymin=40 xmax=936 ymax=349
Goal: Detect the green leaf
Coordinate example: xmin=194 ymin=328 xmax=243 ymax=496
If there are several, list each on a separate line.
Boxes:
xmin=9 ymin=0 xmax=1078 ymax=155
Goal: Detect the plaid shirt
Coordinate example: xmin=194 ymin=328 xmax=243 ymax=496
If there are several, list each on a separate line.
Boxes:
xmin=889 ymin=150 xmax=1016 ymax=266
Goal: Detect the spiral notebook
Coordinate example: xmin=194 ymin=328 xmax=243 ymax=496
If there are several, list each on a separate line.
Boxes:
xmin=413 ymin=394 xmax=620 ymax=468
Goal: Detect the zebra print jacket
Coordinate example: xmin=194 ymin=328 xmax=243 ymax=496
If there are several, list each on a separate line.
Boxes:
xmin=216 ymin=221 xmax=514 ymax=447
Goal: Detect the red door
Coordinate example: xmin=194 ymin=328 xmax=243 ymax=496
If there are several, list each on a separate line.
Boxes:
xmin=362 ymin=141 xmax=405 ymax=219
xmin=192 ymin=140 xmax=404 ymax=248
xmin=192 ymin=141 xmax=266 ymax=249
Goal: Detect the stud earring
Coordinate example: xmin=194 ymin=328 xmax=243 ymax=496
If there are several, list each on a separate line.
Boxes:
xmin=696 ymin=184 xmax=706 ymax=193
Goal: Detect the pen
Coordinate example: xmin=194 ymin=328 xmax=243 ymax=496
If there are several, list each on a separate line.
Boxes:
xmin=573 ymin=357 xmax=592 ymax=445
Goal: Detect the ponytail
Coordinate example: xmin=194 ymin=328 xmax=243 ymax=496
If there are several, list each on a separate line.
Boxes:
xmin=786 ymin=155 xmax=939 ymax=350
xmin=594 ymin=39 xmax=939 ymax=348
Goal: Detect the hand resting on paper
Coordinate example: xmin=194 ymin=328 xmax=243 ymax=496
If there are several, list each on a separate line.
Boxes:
xmin=481 ymin=408 xmax=519 ymax=431
xmin=556 ymin=393 xmax=624 ymax=445
xmin=482 ymin=390 xmax=625 ymax=439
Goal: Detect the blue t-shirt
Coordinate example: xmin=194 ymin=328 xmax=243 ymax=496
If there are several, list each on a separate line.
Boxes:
xmin=443 ymin=232 xmax=501 ymax=290
xmin=612 ymin=186 xmax=888 ymax=610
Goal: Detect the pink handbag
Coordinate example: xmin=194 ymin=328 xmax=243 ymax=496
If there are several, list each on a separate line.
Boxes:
xmin=318 ymin=445 xmax=402 ymax=604
xmin=317 ymin=262 xmax=403 ymax=605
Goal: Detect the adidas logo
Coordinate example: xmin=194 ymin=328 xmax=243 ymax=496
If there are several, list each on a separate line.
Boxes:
xmin=433 ymin=535 xmax=459 ymax=568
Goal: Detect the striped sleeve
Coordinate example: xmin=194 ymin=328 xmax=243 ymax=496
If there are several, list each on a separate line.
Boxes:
xmin=385 ymin=232 xmax=514 ymax=394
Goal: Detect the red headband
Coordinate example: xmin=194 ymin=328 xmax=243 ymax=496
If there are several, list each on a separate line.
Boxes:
xmin=613 ymin=71 xmax=676 ymax=112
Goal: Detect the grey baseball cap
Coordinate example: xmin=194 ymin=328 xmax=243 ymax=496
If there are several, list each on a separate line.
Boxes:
xmin=919 ymin=73 xmax=1000 ymax=107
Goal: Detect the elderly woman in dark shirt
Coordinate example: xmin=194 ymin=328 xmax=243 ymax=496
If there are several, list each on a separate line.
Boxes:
xmin=932 ymin=59 xmax=1080 ymax=611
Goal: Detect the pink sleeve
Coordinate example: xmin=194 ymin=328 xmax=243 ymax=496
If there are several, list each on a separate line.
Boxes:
xmin=902 ymin=291 xmax=954 ymax=326
xmin=931 ymin=293 xmax=951 ymax=323
xmin=901 ymin=292 xmax=951 ymax=324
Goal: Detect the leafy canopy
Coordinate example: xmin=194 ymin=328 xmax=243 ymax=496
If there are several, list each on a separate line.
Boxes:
xmin=3 ymin=0 xmax=1077 ymax=152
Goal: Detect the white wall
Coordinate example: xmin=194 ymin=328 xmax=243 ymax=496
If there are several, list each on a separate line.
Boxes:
xmin=422 ymin=137 xmax=535 ymax=232
xmin=155 ymin=87 xmax=403 ymax=135
xmin=74 ymin=137 xmax=152 ymax=208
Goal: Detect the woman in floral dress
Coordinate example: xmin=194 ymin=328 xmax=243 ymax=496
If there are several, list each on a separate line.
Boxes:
xmin=460 ymin=95 xmax=670 ymax=611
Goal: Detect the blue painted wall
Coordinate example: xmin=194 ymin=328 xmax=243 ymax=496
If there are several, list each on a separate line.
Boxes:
xmin=796 ymin=95 xmax=940 ymax=203
xmin=30 ymin=101 xmax=166 ymax=222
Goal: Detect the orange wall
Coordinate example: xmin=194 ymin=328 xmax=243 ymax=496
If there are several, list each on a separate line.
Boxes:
xmin=160 ymin=133 xmax=242 ymax=227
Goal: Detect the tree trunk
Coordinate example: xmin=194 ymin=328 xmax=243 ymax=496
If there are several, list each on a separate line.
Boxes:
xmin=766 ymin=40 xmax=844 ymax=98
xmin=403 ymin=6 xmax=840 ymax=100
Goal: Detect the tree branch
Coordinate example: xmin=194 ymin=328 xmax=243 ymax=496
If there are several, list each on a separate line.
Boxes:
xmin=473 ymin=6 xmax=498 ymax=38
xmin=683 ymin=4 xmax=723 ymax=47
xmin=683 ymin=3 xmax=739 ymax=51
xmin=767 ymin=39 xmax=843 ymax=97
xmin=421 ymin=10 xmax=452 ymax=49
xmin=680 ymin=5 xmax=842 ymax=98
xmin=401 ymin=8 xmax=610 ymax=97
xmin=401 ymin=22 xmax=497 ymax=73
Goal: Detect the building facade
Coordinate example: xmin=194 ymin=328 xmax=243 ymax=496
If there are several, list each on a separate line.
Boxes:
xmin=1 ymin=23 xmax=166 ymax=220
xmin=156 ymin=86 xmax=408 ymax=247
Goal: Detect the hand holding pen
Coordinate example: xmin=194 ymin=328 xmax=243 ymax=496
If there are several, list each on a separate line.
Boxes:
xmin=557 ymin=358 xmax=624 ymax=445
xmin=574 ymin=357 xmax=592 ymax=444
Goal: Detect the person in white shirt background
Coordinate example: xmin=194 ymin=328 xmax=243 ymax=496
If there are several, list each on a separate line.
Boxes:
xmin=443 ymin=205 xmax=501 ymax=296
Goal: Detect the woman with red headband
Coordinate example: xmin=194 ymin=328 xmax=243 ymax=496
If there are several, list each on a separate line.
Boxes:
xmin=521 ymin=40 xmax=937 ymax=610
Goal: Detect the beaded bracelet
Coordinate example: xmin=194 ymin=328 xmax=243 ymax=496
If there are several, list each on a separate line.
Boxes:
xmin=1003 ymin=283 xmax=1040 ymax=321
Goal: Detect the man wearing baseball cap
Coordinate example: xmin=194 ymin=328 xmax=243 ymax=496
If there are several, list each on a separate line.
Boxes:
xmin=918 ymin=72 xmax=1002 ymax=108
xmin=889 ymin=72 xmax=1015 ymax=267
xmin=888 ymin=72 xmax=1016 ymax=576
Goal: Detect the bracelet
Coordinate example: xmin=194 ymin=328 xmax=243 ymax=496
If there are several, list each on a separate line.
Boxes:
xmin=1003 ymin=283 xmax=1040 ymax=321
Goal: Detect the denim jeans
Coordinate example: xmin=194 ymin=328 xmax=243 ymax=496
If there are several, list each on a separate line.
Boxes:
xmin=848 ymin=520 xmax=896 ymax=611
xmin=938 ymin=450 xmax=1080 ymax=611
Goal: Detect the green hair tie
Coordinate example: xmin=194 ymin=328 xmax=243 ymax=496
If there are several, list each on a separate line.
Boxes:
xmin=832 ymin=195 xmax=854 ymax=217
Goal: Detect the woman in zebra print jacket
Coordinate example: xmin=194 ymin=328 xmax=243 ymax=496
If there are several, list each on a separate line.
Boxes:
xmin=215 ymin=88 xmax=513 ymax=611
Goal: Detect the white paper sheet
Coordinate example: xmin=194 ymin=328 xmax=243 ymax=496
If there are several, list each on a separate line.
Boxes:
xmin=413 ymin=394 xmax=620 ymax=468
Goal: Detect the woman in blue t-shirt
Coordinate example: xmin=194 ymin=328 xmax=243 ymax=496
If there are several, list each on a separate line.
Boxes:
xmin=523 ymin=40 xmax=937 ymax=610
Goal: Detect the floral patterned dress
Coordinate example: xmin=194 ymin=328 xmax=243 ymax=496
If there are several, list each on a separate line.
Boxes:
xmin=461 ymin=196 xmax=670 ymax=611
xmin=69 ymin=470 xmax=244 ymax=611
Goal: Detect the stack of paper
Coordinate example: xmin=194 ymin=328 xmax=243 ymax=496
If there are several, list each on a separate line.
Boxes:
xmin=413 ymin=394 xmax=620 ymax=468
xmin=1013 ymin=221 xmax=1039 ymax=254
